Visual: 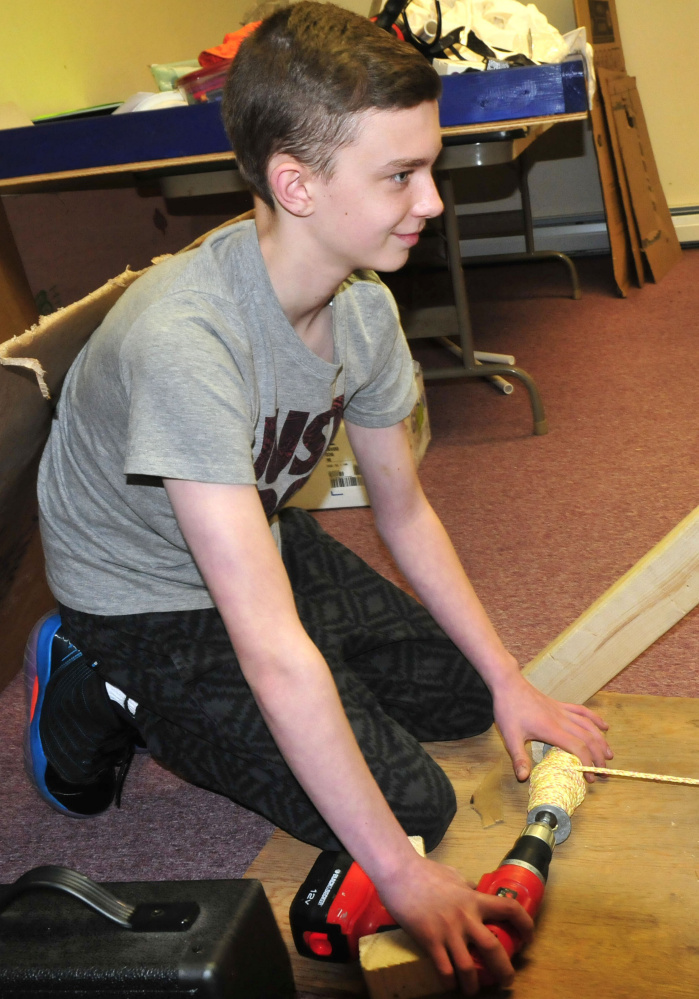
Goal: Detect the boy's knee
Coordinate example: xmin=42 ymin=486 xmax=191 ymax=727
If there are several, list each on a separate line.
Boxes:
xmin=394 ymin=761 xmax=457 ymax=854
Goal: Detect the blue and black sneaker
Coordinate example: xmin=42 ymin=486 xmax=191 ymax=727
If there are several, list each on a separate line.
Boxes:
xmin=24 ymin=611 xmax=136 ymax=817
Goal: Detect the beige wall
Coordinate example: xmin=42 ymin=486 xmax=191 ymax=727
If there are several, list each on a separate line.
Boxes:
xmin=0 ymin=1 xmax=247 ymax=119
xmin=616 ymin=0 xmax=699 ymax=209
xmin=0 ymin=0 xmax=372 ymax=120
xmin=538 ymin=0 xmax=699 ymax=210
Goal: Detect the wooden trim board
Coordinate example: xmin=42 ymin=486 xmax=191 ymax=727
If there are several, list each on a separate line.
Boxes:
xmin=522 ymin=504 xmax=699 ymax=703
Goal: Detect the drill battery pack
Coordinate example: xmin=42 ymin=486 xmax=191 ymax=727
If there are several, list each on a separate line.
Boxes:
xmin=290 ymin=849 xmax=397 ymax=962
xmin=0 ymin=866 xmax=295 ymax=998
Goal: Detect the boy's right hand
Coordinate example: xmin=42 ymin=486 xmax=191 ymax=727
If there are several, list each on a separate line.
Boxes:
xmin=374 ymin=855 xmax=534 ymax=996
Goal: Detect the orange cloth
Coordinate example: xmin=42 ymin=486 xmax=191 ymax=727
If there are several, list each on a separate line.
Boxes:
xmin=199 ymin=23 xmax=262 ymax=67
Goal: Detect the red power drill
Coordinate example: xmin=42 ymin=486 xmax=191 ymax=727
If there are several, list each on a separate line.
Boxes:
xmin=289 ymin=815 xmax=557 ymax=985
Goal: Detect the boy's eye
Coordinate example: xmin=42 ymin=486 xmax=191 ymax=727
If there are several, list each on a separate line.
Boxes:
xmin=390 ymin=171 xmax=411 ymax=185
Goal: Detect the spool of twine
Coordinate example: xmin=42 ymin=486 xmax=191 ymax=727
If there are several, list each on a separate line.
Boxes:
xmin=528 ymin=747 xmax=587 ymax=817
xmin=528 ymin=747 xmax=699 ymax=818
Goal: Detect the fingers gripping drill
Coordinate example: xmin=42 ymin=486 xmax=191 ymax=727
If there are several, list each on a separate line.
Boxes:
xmin=289 ymin=810 xmax=566 ymax=985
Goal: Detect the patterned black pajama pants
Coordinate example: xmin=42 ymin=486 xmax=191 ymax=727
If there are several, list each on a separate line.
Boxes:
xmin=60 ymin=508 xmax=494 ymax=852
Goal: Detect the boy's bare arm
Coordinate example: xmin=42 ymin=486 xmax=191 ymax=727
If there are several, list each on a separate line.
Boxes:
xmin=165 ymin=480 xmax=410 ymax=865
xmin=163 ymin=477 xmax=533 ymax=994
xmin=344 ymin=420 xmax=613 ymax=781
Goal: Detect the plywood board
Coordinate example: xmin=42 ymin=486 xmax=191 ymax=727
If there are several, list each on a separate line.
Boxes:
xmin=246 ymin=692 xmax=699 ymax=998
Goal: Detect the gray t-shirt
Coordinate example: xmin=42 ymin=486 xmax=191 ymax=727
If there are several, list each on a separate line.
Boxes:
xmin=38 ymin=219 xmax=417 ymax=615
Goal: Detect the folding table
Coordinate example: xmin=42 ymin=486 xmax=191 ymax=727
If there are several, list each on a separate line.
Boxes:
xmin=0 ymin=105 xmax=588 ymax=436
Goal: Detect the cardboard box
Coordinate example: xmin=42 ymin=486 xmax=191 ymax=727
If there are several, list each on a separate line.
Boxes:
xmin=438 ymin=56 xmax=588 ymax=128
xmin=0 ymin=102 xmax=231 ymax=182
xmin=288 ymin=362 xmax=430 ymax=511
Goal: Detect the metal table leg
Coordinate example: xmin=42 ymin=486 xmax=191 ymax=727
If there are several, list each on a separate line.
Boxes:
xmin=404 ymin=170 xmax=548 ymax=436
xmin=460 ymin=148 xmax=582 ymax=300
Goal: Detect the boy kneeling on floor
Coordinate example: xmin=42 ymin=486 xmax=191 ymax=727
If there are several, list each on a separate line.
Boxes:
xmin=26 ymin=4 xmax=611 ymax=994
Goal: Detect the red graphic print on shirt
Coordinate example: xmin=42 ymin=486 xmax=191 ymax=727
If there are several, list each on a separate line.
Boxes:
xmin=255 ymin=395 xmax=344 ymax=517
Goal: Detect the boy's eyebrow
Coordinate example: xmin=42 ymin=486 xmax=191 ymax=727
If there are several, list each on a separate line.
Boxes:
xmin=382 ymin=157 xmax=436 ymax=169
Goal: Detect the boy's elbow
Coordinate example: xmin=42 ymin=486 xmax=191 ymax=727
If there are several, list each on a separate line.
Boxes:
xmin=236 ymin=630 xmax=325 ymax=696
xmin=371 ymin=479 xmax=430 ymax=541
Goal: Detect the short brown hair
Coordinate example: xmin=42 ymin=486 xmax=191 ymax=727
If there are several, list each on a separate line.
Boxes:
xmin=222 ymin=1 xmax=441 ymax=208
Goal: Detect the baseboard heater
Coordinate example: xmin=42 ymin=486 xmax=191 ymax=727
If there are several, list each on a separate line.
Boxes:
xmin=457 ymin=209 xmax=699 ymax=257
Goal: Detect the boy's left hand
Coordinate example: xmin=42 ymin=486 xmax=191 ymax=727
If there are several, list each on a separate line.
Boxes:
xmin=491 ymin=674 xmax=613 ymax=782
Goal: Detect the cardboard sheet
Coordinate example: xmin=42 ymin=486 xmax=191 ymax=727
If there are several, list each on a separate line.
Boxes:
xmin=288 ymin=364 xmax=431 ymax=512
xmin=607 ymin=75 xmax=682 ymax=284
xmin=574 ymin=0 xmax=680 ymax=292
xmin=574 ymin=0 xmax=625 ymax=73
xmin=575 ymin=1 xmax=632 ymax=294
xmin=597 ymin=68 xmax=644 ymax=288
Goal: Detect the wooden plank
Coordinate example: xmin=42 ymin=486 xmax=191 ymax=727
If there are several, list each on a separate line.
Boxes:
xmin=246 ymin=692 xmax=699 ymax=998
xmin=360 ymin=929 xmax=444 ymax=999
xmin=522 ymin=505 xmax=699 ymax=703
xmin=439 ymin=60 xmax=588 ymax=129
xmin=439 ymin=111 xmax=587 ymax=140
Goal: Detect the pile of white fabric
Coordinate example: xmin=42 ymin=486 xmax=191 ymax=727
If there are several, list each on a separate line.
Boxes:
xmin=392 ymin=0 xmax=594 ymax=100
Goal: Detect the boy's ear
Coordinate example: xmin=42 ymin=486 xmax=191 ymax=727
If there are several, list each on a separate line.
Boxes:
xmin=267 ymin=153 xmax=315 ymax=217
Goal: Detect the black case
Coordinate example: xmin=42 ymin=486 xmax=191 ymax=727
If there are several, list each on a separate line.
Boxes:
xmin=0 ymin=867 xmax=295 ymax=998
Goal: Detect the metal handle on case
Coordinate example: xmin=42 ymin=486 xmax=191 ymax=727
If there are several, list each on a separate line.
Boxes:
xmin=0 ymin=865 xmax=199 ymax=932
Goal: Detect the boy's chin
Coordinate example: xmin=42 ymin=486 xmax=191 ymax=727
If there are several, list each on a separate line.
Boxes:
xmin=379 ymin=253 xmax=411 ymax=273
xmin=370 ymin=248 xmax=412 ymax=273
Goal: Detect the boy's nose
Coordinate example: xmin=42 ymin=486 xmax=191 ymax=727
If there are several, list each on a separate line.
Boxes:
xmin=414 ymin=175 xmax=443 ymax=219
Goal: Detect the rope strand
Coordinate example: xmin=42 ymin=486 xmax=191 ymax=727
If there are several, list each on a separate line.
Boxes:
xmin=573 ymin=765 xmax=699 ymax=786
xmin=528 ymin=747 xmax=699 ymax=820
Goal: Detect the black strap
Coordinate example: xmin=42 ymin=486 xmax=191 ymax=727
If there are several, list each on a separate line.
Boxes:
xmin=0 ymin=867 xmax=199 ymax=932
